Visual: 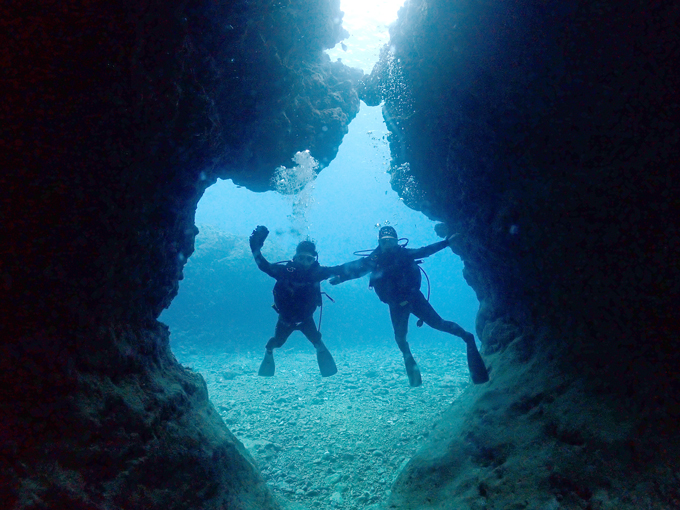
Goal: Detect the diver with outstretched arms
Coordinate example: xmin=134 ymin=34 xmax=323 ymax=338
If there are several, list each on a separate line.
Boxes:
xmin=249 ymin=225 xmax=342 ymax=378
xmin=329 ymin=226 xmax=489 ymax=386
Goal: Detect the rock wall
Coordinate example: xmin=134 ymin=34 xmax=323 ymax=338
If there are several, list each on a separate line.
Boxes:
xmin=1 ymin=1 xmax=359 ymax=508
xmin=361 ymin=0 xmax=680 ymax=508
xmin=2 ymin=321 xmax=277 ymax=509
xmin=3 ymin=0 xmax=361 ymax=330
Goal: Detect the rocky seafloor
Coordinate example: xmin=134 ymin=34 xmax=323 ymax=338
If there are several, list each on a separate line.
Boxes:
xmin=175 ymin=342 xmax=473 ymax=510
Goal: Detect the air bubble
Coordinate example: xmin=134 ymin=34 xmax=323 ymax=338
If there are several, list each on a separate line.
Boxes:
xmin=272 ymin=151 xmax=319 ymax=240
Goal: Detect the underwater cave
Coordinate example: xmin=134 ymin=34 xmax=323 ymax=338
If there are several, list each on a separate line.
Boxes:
xmin=2 ymin=0 xmax=679 ymax=509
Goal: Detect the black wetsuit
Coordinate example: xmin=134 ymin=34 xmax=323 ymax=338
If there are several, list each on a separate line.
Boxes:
xmin=253 ymin=251 xmax=341 ymax=350
xmin=334 ymin=240 xmax=470 ymax=354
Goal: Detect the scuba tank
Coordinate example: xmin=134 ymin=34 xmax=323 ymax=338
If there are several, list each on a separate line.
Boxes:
xmin=354 ymin=238 xmax=432 ymax=320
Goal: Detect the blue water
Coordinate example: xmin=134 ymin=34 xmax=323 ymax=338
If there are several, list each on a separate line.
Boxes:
xmin=163 ymin=103 xmax=480 ymax=356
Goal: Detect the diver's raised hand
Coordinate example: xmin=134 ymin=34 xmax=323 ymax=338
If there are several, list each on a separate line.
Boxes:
xmin=249 ymin=225 xmax=269 ymax=251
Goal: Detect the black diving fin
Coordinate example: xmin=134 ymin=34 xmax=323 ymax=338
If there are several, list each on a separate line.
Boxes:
xmin=258 ymin=350 xmax=275 ymax=377
xmin=404 ymin=355 xmax=423 ymax=387
xmin=315 ymin=342 xmax=338 ymax=377
xmin=466 ymin=340 xmax=489 ymax=384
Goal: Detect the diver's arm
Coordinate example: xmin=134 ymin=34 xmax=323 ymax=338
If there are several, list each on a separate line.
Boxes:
xmin=252 ymin=249 xmax=280 ymax=278
xmin=407 ymin=239 xmax=449 ymax=259
xmin=316 ymin=264 xmax=345 ymax=282
xmin=328 ymin=257 xmax=372 ymax=285
xmin=249 ymin=225 xmax=285 ymax=278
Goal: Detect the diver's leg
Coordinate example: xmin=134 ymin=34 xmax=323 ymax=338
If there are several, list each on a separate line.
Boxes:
xmin=389 ymin=302 xmax=422 ymax=387
xmin=259 ymin=318 xmax=294 ymax=377
xmin=388 ymin=301 xmax=410 ymax=349
xmin=409 ymin=291 xmax=469 ymax=337
xmin=266 ymin=318 xmax=295 ymax=350
xmin=410 ymin=292 xmax=489 ymax=384
xmin=299 ymin=317 xmax=337 ymax=377
xmin=298 ymin=316 xmax=322 ymax=345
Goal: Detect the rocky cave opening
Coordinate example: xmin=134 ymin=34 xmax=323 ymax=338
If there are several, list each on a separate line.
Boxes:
xmin=152 ymin=4 xmax=486 ymax=504
xmin=160 ymin=97 xmax=483 ymax=509
xmin=3 ymin=1 xmax=679 ymax=509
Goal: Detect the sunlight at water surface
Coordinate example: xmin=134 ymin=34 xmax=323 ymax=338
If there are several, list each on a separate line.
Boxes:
xmin=326 ymin=0 xmax=406 ymax=73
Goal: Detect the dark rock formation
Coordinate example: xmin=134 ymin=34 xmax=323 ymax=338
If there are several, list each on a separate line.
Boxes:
xmin=2 ymin=321 xmax=276 ymax=509
xmin=361 ymin=0 xmax=680 ymax=507
xmin=3 ymin=0 xmax=361 ymax=330
xmin=1 ymin=0 xmax=359 ymax=508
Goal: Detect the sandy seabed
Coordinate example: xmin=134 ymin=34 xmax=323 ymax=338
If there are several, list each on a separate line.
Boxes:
xmin=177 ymin=342 xmax=472 ymax=510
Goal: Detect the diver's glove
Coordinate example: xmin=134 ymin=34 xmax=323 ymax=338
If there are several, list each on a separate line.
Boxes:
xmin=329 ymin=275 xmax=347 ymax=285
xmin=249 ymin=225 xmax=269 ymax=251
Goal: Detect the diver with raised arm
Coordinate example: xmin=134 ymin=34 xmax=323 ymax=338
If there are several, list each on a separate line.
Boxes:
xmin=330 ymin=226 xmax=489 ymax=386
xmin=249 ymin=225 xmax=341 ymax=378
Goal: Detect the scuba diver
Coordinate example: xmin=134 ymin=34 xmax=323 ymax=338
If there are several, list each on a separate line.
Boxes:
xmin=330 ymin=226 xmax=489 ymax=387
xmin=249 ymin=225 xmax=340 ymax=378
